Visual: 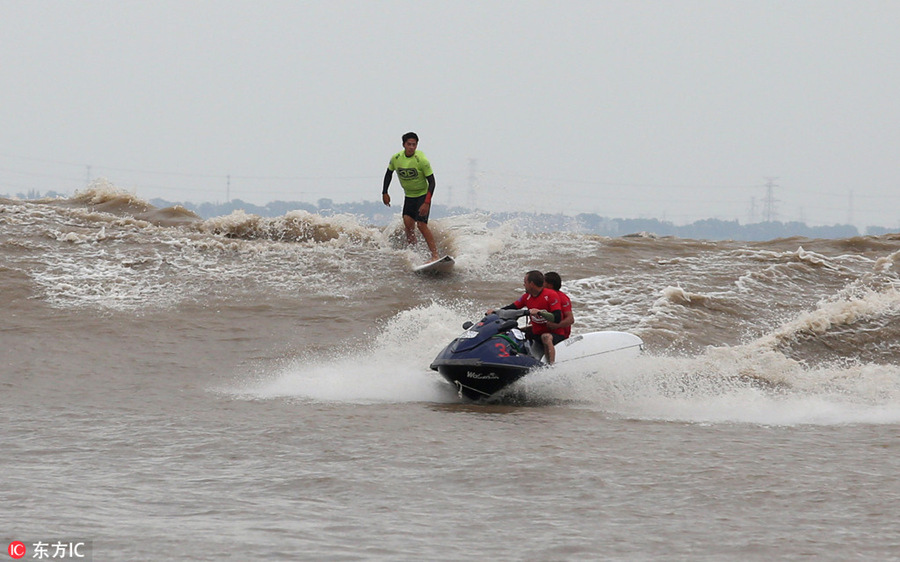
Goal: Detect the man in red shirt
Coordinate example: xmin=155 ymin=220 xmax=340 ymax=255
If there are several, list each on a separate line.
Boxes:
xmin=544 ymin=271 xmax=574 ymax=340
xmin=489 ymin=270 xmax=564 ymax=363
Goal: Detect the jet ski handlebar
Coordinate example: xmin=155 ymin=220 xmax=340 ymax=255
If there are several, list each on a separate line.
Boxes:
xmin=463 ymin=308 xmax=529 ymax=330
xmin=495 ymin=308 xmax=530 ymax=320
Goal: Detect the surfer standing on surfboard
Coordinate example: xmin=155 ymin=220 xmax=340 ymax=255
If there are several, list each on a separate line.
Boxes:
xmin=382 ymin=132 xmax=440 ymax=262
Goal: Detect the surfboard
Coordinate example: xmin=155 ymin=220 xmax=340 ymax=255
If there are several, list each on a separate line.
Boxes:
xmin=413 ymin=255 xmax=455 ymax=275
xmin=554 ymin=331 xmax=644 ymax=364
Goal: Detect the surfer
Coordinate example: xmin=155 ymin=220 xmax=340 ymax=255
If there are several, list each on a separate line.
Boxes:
xmin=487 ymin=270 xmax=564 ymax=363
xmin=543 ymin=271 xmax=573 ymax=341
xmin=382 ymin=131 xmax=440 ymax=261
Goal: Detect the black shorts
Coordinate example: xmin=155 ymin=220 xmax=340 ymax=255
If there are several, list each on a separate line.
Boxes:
xmin=524 ymin=328 xmax=566 ymax=345
xmin=546 ymin=333 xmax=567 ymax=345
xmin=402 ymin=194 xmax=429 ymax=223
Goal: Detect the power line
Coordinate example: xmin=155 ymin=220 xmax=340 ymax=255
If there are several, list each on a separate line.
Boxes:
xmin=762 ymin=177 xmax=779 ymax=222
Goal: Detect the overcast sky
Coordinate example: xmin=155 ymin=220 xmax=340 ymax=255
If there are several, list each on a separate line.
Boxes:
xmin=2 ymin=0 xmax=899 ymax=227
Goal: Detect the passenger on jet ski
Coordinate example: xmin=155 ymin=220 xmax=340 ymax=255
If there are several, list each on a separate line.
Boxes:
xmin=486 ymin=270 xmax=564 ymax=363
xmin=543 ymin=271 xmax=574 ymax=340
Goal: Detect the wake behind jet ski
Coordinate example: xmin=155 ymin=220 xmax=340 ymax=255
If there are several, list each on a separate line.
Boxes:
xmin=430 ymin=309 xmax=644 ymax=402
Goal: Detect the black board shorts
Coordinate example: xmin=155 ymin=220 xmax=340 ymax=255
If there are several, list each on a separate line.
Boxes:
xmin=524 ymin=327 xmax=567 ymax=345
xmin=403 ymin=194 xmax=429 ymax=223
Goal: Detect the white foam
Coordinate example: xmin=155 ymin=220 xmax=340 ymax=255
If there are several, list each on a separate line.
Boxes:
xmin=231 ymin=300 xmax=900 ymax=424
xmin=423 ymin=212 xmax=521 ymax=278
xmin=516 ymin=349 xmax=900 ymax=425
xmin=565 ymin=274 xmax=654 ymax=329
xmin=17 ymin=195 xmax=395 ymax=310
xmin=73 ymin=178 xmax=150 ymax=208
xmin=244 ymin=356 xmax=455 ymax=404
xmin=202 ymin=208 xmax=381 ymax=245
xmin=753 ymin=286 xmax=900 ymax=350
xmin=231 ymin=302 xmax=475 ymax=404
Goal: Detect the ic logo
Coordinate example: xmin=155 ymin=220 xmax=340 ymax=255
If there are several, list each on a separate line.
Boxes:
xmin=8 ymin=541 xmax=26 ymax=559
xmin=397 ymin=168 xmax=419 ymax=180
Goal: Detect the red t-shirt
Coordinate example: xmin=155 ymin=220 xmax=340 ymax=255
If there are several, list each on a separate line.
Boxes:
xmin=512 ymin=287 xmax=562 ymax=335
xmin=556 ymin=290 xmax=572 ymax=338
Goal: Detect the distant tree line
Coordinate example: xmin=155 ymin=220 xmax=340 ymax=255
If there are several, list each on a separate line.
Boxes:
xmin=5 ymin=189 xmax=893 ymax=241
xmin=140 ymin=198 xmax=897 ymax=241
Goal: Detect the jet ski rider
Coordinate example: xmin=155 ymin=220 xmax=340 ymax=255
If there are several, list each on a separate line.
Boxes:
xmin=543 ymin=271 xmax=574 ymax=340
xmin=486 ymin=270 xmax=564 ymax=364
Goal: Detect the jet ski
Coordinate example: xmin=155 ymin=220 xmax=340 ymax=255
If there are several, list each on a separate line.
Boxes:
xmin=430 ymin=309 xmax=644 ymax=401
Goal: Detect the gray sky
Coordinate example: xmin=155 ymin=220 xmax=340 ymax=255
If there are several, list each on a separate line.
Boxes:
xmin=2 ymin=0 xmax=899 ymax=228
